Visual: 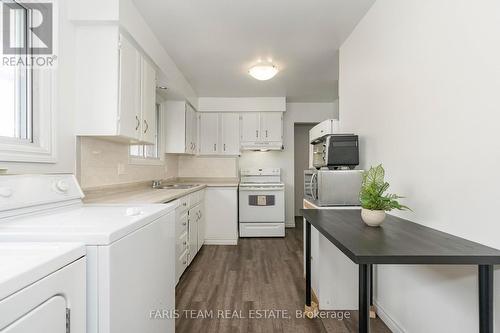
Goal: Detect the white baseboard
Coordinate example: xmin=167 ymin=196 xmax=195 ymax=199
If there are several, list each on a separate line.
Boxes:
xmin=374 ymin=301 xmax=405 ymax=333
xmin=203 ymin=239 xmax=238 ymax=245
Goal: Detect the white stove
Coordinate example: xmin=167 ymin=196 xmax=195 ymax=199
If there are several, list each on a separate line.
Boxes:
xmin=0 ymin=174 xmax=177 ymax=333
xmin=238 ymin=168 xmax=285 ymax=237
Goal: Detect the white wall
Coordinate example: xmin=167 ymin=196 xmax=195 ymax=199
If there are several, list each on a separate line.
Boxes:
xmin=239 ymin=102 xmax=337 ymax=227
xmin=339 ymin=1 xmax=500 ymax=331
xmin=0 ymin=0 xmax=76 ymax=174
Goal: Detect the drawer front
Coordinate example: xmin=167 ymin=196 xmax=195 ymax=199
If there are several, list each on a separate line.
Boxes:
xmin=190 ymin=191 xmax=201 ymax=206
xmin=176 ymin=232 xmax=188 ymax=258
xmin=239 ymin=222 xmax=285 ymax=237
xmin=176 ymin=210 xmax=188 ymax=237
xmin=176 ymin=249 xmax=189 ymax=282
xmin=178 ymin=196 xmax=190 ymax=213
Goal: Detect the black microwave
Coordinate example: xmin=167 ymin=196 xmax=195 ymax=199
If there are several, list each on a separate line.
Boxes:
xmin=312 ymin=134 xmax=359 ymax=169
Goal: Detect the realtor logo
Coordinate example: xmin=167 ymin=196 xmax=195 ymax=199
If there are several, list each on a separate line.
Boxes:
xmin=1 ymin=0 xmax=56 ymax=67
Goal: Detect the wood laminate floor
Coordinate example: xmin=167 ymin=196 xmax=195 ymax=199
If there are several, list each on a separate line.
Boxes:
xmin=175 ymin=217 xmax=391 ymax=333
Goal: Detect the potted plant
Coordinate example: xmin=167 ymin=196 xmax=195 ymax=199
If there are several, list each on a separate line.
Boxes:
xmin=359 ymin=164 xmax=410 ymax=227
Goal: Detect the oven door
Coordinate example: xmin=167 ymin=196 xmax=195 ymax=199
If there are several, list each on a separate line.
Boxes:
xmin=312 ymin=142 xmax=327 ymax=168
xmin=239 ymin=186 xmax=285 ymax=222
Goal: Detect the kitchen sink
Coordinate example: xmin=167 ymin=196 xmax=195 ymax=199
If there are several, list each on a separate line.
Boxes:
xmin=158 ymin=184 xmax=200 ymax=190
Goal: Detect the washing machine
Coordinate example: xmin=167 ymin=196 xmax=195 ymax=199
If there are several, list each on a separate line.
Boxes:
xmin=0 ymin=242 xmax=86 ymax=333
xmin=0 ymin=175 xmax=177 ymax=333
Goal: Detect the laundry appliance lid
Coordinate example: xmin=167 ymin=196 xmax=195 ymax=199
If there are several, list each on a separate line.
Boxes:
xmin=0 ymin=202 xmax=177 ymax=245
xmin=0 ymin=242 xmax=85 ymax=300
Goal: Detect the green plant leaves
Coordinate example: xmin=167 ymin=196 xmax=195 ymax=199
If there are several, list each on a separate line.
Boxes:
xmin=359 ymin=164 xmax=410 ymax=212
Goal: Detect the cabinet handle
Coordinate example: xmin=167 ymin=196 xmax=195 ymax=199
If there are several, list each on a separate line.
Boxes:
xmin=135 ymin=116 xmax=140 ymax=130
xmin=223 ymin=143 xmax=226 ymax=151
xmin=183 ymin=202 xmax=187 ymax=207
xmin=182 ymin=261 xmax=187 ymax=265
xmin=256 ymin=130 xmax=259 ymax=138
xmin=214 ymin=143 xmax=217 ymax=152
xmin=143 ymin=120 xmax=149 ymax=133
xmin=183 ymin=241 xmax=187 ymax=245
xmin=182 ymin=222 xmax=187 ymax=226
xmin=266 ymin=130 xmax=268 ymax=138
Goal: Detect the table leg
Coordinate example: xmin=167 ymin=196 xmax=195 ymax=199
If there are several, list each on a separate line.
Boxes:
xmin=305 ymin=220 xmax=311 ymax=307
xmin=478 ymin=265 xmax=493 ymax=333
xmin=359 ymin=264 xmax=371 ymax=333
xmin=369 ymin=264 xmax=376 ymax=318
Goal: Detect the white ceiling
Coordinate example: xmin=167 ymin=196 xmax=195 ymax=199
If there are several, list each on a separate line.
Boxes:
xmin=133 ymin=0 xmax=375 ymax=102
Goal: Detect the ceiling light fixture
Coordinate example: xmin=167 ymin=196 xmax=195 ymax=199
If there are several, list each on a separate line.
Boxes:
xmin=248 ymin=62 xmax=278 ymax=81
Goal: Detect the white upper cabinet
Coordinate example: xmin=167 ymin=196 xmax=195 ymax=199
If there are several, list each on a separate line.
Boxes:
xmin=140 ymin=57 xmax=157 ymax=144
xmin=198 ymin=113 xmax=240 ymax=156
xmin=260 ymin=112 xmax=283 ymax=143
xmin=185 ymin=104 xmax=198 ymax=154
xmin=199 ymin=113 xmax=219 ymax=154
xmin=75 ymin=28 xmax=157 ymax=144
xmin=164 ymin=101 xmax=198 ymax=155
xmin=240 ymin=112 xmax=283 ymax=150
xmin=240 ymin=113 xmax=261 ymax=143
xmin=221 ymin=113 xmax=240 ymax=155
xmin=117 ymin=35 xmax=141 ymax=140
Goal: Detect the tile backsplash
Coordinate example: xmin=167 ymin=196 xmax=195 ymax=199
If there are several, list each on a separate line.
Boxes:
xmin=78 ymin=137 xmax=237 ymax=189
xmin=78 ymin=137 xmax=177 ymax=189
xmin=178 ymin=156 xmax=238 ymax=178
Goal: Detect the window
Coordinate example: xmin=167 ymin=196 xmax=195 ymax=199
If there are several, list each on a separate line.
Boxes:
xmin=129 ymin=104 xmax=163 ymax=164
xmin=0 ymin=1 xmax=55 ymax=163
xmin=0 ymin=1 xmax=32 ymax=142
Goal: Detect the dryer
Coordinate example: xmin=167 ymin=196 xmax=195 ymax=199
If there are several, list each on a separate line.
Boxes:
xmin=0 ymin=242 xmax=86 ymax=333
xmin=0 ymin=175 xmax=177 ymax=333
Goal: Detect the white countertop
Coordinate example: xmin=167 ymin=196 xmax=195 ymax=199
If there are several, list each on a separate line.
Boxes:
xmin=83 ymin=178 xmax=239 ymax=204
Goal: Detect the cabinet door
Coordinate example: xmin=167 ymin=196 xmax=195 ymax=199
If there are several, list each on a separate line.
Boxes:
xmin=140 ymin=57 xmax=157 ymax=144
xmin=260 ymin=112 xmax=283 ymax=142
xmin=221 ymin=113 xmax=240 ymax=155
xmin=185 ymin=104 xmax=197 ymax=154
xmin=197 ymin=203 xmax=205 ymax=252
xmin=188 ymin=207 xmax=199 ymax=264
xmin=199 ymin=113 xmax=219 ymax=154
xmin=118 ymin=34 xmax=141 ymax=140
xmin=240 ymin=113 xmax=260 ymax=142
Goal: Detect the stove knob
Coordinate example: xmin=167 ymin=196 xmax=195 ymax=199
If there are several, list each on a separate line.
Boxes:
xmin=55 ymin=180 xmax=69 ymax=193
xmin=0 ymin=187 xmax=13 ymax=198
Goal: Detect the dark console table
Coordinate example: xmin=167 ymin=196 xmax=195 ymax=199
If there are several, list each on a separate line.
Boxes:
xmin=301 ymin=209 xmax=500 ymax=333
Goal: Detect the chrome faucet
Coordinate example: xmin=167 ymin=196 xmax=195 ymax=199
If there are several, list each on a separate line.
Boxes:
xmin=152 ymin=180 xmax=162 ymax=189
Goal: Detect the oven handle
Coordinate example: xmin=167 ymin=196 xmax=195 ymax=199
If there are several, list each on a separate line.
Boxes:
xmin=310 ymin=173 xmax=317 ymax=200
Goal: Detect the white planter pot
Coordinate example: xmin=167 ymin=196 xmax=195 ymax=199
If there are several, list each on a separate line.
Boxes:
xmin=361 ymin=208 xmax=386 ymax=227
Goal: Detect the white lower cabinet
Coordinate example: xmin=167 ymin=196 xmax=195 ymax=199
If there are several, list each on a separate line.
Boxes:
xmin=187 ymin=204 xmax=199 ymax=265
xmin=204 ymin=187 xmax=238 ymax=245
xmin=174 ymin=189 xmax=206 ymax=284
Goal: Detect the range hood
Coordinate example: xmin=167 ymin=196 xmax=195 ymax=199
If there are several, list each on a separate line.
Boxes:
xmin=240 ymin=141 xmax=284 ymax=151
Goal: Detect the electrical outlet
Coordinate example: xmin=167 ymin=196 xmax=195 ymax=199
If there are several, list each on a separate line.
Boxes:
xmin=117 ymin=163 xmax=126 ymax=175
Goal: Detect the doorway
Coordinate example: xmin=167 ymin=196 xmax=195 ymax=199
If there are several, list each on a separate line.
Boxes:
xmin=294 ymin=123 xmax=317 ymax=217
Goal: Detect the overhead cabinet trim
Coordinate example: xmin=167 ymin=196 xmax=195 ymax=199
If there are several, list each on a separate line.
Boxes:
xmin=198 ymin=97 xmax=286 ymax=112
